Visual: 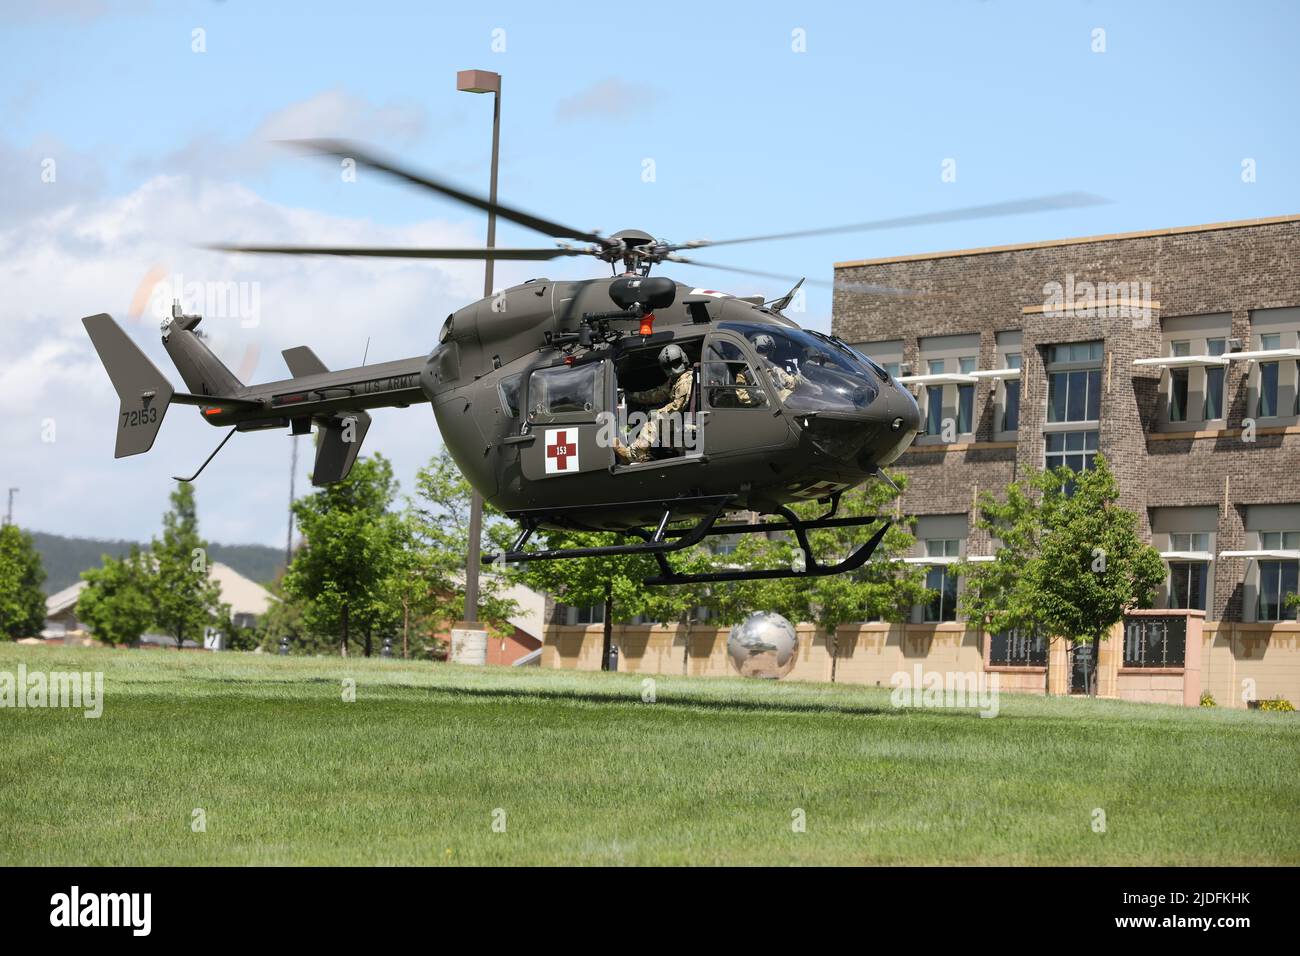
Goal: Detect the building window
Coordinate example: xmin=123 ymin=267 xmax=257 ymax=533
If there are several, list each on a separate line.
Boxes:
xmin=1168 ymin=563 xmax=1207 ymax=611
xmin=1046 ymin=341 xmax=1103 ymax=426
xmin=925 ymin=389 xmax=944 ymax=436
xmin=917 ymin=334 xmax=980 ymax=441
xmin=1170 ymin=531 xmax=1210 ymax=553
xmin=994 ymin=332 xmax=1022 ymax=437
xmin=1153 ymin=509 xmax=1218 ymax=616
xmin=1002 ymin=379 xmax=1020 ymax=432
xmin=922 ymin=357 xmax=978 ymax=438
xmin=1258 ymin=531 xmax=1300 ymax=621
xmin=989 ymin=627 xmax=1047 ymax=667
xmin=565 ymin=604 xmax=605 ymax=625
xmin=1048 ymin=369 xmax=1102 ymax=422
xmin=1001 ymin=353 xmax=1021 ymax=433
xmin=1045 ymin=342 xmax=1102 ymax=486
xmin=1253 ymin=329 xmax=1294 ymax=418
xmin=1259 ymin=361 xmax=1280 ymax=418
xmin=1045 ymin=430 xmax=1098 ymax=472
xmin=1157 ymin=317 xmax=1233 ymax=428
xmin=1169 ymin=370 xmax=1189 ymax=421
xmin=922 ymin=538 xmax=959 ymax=622
xmin=924 ymin=566 xmax=958 ymax=622
xmin=1204 ymin=338 xmax=1227 ymax=420
xmin=957 ymin=357 xmax=976 ymax=434
xmin=1168 ymin=340 xmax=1191 ymax=422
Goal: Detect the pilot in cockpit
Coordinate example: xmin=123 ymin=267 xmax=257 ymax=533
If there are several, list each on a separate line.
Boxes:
xmin=736 ymin=332 xmax=800 ymax=406
xmin=614 ymin=344 xmax=692 ymax=464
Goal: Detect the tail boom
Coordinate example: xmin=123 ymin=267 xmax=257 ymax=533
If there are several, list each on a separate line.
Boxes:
xmin=82 ymin=311 xmax=430 ymax=485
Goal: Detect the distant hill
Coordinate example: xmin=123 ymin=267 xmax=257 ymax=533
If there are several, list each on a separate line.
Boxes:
xmin=30 ymin=531 xmax=285 ymax=594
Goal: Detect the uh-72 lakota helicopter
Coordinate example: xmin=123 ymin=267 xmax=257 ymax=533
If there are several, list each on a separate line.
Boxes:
xmin=82 ymin=139 xmax=1102 ymax=584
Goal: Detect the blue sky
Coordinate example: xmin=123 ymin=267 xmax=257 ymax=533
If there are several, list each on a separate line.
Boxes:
xmin=2 ymin=0 xmax=1298 ymax=545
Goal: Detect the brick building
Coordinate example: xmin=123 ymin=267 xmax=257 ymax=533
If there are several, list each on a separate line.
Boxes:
xmin=537 ymin=215 xmax=1300 ymax=709
xmin=832 ymin=214 xmax=1300 ymax=640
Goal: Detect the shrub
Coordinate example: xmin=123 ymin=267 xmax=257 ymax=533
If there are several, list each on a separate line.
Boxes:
xmin=1256 ymin=698 xmax=1296 ymax=713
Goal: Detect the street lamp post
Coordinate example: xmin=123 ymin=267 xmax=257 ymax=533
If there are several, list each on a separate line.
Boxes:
xmin=456 ymin=68 xmax=501 ymax=629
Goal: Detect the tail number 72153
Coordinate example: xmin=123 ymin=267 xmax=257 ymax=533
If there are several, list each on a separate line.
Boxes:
xmin=121 ymin=407 xmax=159 ymax=429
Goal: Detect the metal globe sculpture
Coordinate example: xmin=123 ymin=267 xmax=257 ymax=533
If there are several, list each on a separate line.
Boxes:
xmin=727 ymin=611 xmax=799 ymax=679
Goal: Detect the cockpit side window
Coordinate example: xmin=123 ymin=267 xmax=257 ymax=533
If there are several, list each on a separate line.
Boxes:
xmin=718 ymin=322 xmax=880 ymax=413
xmin=704 ymin=339 xmax=768 ymax=408
xmin=497 ymin=372 xmax=522 ymax=418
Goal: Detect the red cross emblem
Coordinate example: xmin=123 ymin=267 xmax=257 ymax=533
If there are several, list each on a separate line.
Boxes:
xmin=791 ymin=480 xmax=846 ymax=499
xmin=545 ymin=429 xmax=578 ymax=474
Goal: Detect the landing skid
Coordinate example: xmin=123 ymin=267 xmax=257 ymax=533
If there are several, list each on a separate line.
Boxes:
xmin=483 ymin=494 xmax=892 ymax=586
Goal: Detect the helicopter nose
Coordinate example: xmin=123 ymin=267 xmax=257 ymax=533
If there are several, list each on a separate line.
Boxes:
xmin=871 ymin=383 xmax=921 ymax=466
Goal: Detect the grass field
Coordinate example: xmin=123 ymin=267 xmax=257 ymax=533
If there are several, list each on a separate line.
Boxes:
xmin=1 ymin=643 xmax=1297 ymax=865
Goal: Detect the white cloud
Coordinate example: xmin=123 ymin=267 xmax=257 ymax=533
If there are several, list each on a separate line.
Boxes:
xmin=253 ymin=88 xmax=429 ymax=145
xmin=0 ymin=170 xmax=537 ymax=548
xmin=0 ymin=137 xmax=106 ymax=226
xmin=151 ymin=88 xmax=434 ymax=181
xmin=555 ymin=78 xmax=660 ymax=123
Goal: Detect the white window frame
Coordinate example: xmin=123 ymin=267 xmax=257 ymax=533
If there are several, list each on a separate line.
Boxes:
xmin=1243 ymin=310 xmax=1300 ymax=425
xmin=909 ymin=334 xmax=981 ymax=445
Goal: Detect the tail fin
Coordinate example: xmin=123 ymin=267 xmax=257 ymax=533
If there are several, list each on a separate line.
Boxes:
xmin=82 ymin=313 xmax=174 ymax=458
xmin=282 ymin=345 xmax=329 ymax=378
xmin=161 ymin=306 xmax=244 ymax=398
xmin=313 ymin=411 xmax=371 ymax=486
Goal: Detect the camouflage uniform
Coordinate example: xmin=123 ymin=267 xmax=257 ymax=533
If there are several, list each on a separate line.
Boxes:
xmin=623 ymin=370 xmax=693 ymax=462
xmin=735 ymin=361 xmax=799 ymax=406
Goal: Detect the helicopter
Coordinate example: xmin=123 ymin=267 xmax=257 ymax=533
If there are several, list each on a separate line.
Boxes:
xmin=82 ymin=139 xmax=1103 ymax=584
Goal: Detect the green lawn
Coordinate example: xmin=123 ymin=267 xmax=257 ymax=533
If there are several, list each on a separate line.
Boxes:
xmin=1 ymin=643 xmax=1296 ymax=865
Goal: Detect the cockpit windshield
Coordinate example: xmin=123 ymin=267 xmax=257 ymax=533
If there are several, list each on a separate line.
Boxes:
xmin=719 ymin=322 xmax=880 ymax=415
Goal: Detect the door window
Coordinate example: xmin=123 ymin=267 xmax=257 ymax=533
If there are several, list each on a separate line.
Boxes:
xmin=527 ymin=362 xmax=604 ymax=421
xmin=704 ymin=339 xmax=767 ymax=408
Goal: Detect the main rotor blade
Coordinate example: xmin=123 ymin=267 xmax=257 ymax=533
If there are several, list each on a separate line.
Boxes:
xmin=207 ymin=244 xmax=591 ymax=261
xmin=671 ymin=191 xmax=1110 ymax=251
xmin=285 ymin=138 xmax=606 ymax=244
xmin=670 ymin=257 xmax=928 ymax=298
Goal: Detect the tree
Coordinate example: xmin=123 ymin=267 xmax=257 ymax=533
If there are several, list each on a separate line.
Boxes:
xmin=958 ymin=456 xmax=1166 ymax=695
xmin=514 ymin=523 xmax=720 ymax=670
xmin=284 ymin=455 xmax=404 ymax=657
xmin=256 ymin=577 xmax=335 ymax=655
xmin=793 ymin=475 xmax=929 ymax=678
xmin=0 ymin=524 xmax=47 ymax=640
xmin=76 ymin=546 xmax=155 ymax=646
xmin=405 ymin=448 xmax=519 ymax=646
xmin=516 ymin=472 xmax=927 ymax=676
xmin=150 ymin=483 xmax=227 ymax=649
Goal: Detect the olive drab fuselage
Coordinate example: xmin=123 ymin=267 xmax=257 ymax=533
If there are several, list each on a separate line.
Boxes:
xmin=424 ymin=275 xmax=921 ymax=530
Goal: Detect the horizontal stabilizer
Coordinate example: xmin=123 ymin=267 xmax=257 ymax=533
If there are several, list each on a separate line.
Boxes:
xmin=171 ymin=392 xmax=262 ymax=409
xmin=313 ymin=411 xmax=371 ymax=486
xmin=282 ymin=346 xmax=329 ymax=377
xmin=82 ymin=313 xmax=174 ymax=458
